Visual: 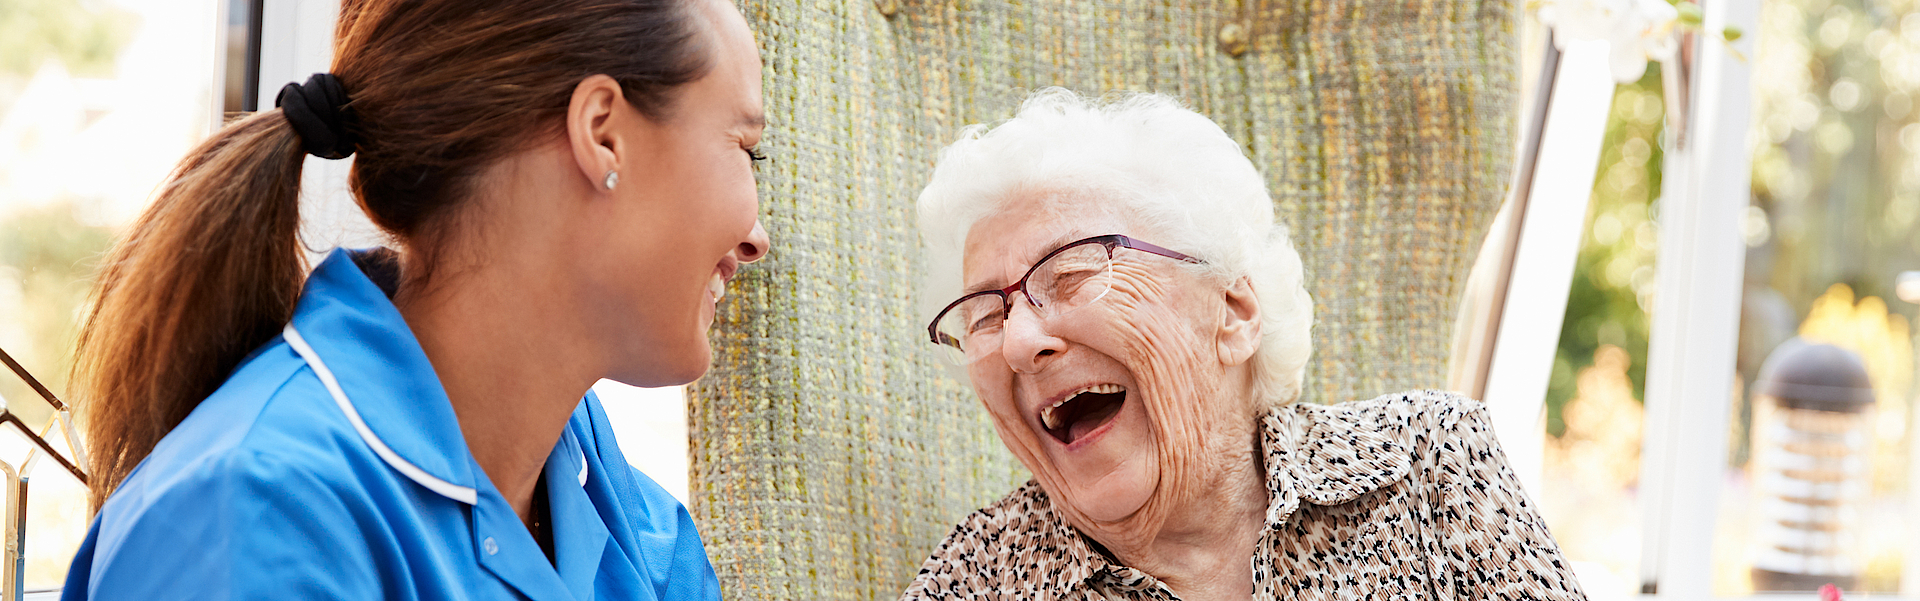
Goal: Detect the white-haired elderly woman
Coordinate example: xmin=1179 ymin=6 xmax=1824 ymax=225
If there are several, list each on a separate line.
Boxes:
xmin=903 ymin=90 xmax=1586 ymax=601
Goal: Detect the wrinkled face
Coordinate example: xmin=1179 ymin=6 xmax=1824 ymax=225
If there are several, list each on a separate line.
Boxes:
xmin=601 ymin=0 xmax=769 ymax=386
xmin=961 ymin=189 xmax=1239 ymax=526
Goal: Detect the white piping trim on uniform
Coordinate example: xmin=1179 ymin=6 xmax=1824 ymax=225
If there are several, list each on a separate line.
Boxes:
xmin=284 ymin=324 xmax=480 ymax=505
xmin=577 ymin=451 xmax=589 ymax=487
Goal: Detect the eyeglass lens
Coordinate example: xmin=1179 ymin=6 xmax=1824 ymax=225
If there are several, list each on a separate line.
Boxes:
xmin=933 ymin=242 xmax=1114 ymax=364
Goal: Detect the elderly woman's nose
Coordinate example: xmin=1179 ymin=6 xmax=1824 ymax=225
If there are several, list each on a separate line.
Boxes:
xmin=999 ymin=301 xmax=1065 ymax=372
xmin=735 ymin=221 xmax=771 ymax=264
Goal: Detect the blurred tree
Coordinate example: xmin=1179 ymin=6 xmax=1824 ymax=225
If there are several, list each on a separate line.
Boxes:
xmin=0 ymin=201 xmax=112 ymax=429
xmin=0 ymin=0 xmax=137 ymax=121
xmin=1743 ymin=0 xmax=1920 ymax=361
xmin=0 ymin=0 xmax=136 ymax=78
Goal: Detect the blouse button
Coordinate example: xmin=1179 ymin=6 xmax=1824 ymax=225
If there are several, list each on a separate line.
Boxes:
xmin=483 ymin=537 xmax=499 ymax=555
xmin=1218 ymin=22 xmax=1250 ymax=57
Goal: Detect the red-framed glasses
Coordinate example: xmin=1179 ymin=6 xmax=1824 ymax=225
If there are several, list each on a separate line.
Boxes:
xmin=926 ymin=234 xmax=1201 ymax=364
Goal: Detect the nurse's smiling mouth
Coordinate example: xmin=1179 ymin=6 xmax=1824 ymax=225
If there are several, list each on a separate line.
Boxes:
xmin=708 ymin=257 xmax=740 ymax=303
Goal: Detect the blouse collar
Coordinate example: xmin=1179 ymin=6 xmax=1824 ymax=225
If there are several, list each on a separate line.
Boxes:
xmin=1266 ymin=400 xmax=1415 ymax=512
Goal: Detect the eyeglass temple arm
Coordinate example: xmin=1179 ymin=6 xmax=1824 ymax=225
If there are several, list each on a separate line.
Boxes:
xmin=1114 ymin=236 xmax=1203 ymax=264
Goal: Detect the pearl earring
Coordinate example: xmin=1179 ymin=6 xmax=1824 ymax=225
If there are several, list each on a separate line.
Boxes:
xmin=604 ymin=170 xmax=619 ymax=190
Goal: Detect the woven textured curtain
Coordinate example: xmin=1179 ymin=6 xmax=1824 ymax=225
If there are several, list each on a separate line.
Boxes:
xmin=688 ymin=0 xmax=1517 ymax=598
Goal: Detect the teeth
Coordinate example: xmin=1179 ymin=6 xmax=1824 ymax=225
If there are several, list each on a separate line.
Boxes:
xmin=1039 ymin=384 xmax=1126 ymax=431
xmin=708 ymin=272 xmax=727 ymax=301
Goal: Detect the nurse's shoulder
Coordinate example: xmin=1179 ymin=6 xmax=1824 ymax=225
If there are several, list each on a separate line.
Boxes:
xmin=70 ymin=338 xmax=404 ymax=599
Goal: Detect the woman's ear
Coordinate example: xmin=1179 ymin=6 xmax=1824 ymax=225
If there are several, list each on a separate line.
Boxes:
xmin=566 ymin=75 xmax=627 ymax=192
xmin=1217 ymin=276 xmax=1261 ymax=366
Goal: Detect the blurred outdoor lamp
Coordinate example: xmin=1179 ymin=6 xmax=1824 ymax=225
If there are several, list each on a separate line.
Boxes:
xmin=1749 ymin=339 xmax=1875 ymax=592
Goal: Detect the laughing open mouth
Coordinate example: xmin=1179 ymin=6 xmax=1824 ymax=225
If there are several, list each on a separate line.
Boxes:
xmin=1039 ymin=384 xmax=1128 ymax=445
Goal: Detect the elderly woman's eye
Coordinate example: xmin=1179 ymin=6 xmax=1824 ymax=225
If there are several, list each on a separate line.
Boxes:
xmin=968 ymin=310 xmax=1005 ymax=334
xmin=1053 ymin=268 xmax=1098 ymax=286
xmin=1037 ymin=268 xmax=1101 ymax=299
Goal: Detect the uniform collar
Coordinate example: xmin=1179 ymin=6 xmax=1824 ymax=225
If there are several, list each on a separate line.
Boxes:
xmin=287 ymin=249 xmax=613 ymax=600
xmin=469 ymin=407 xmax=610 ymax=600
xmin=544 ymin=420 xmax=611 ymax=599
xmin=1028 ymin=401 xmax=1415 ymax=596
xmin=282 ymin=249 xmax=479 ymax=503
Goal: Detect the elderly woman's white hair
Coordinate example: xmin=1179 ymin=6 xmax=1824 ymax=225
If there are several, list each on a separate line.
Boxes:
xmin=917 ymin=88 xmax=1314 ymax=407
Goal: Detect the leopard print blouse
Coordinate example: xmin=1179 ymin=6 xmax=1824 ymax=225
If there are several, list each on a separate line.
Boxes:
xmin=900 ymin=390 xmax=1588 ymax=601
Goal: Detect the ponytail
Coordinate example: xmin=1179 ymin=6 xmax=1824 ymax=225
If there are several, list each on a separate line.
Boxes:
xmin=72 ymin=111 xmax=307 ymax=510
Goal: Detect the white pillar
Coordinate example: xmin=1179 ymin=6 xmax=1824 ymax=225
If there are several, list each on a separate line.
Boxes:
xmin=1636 ymin=0 xmax=1760 ymax=596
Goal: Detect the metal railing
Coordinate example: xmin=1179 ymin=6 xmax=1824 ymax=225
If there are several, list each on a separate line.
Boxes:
xmin=0 ymin=347 xmax=89 ymax=601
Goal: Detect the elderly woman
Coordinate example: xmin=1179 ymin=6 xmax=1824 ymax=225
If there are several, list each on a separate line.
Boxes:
xmin=904 ymin=90 xmax=1585 ymax=601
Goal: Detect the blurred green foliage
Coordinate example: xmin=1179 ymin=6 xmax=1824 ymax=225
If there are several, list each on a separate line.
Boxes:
xmin=0 ymin=0 xmax=137 ymax=79
xmin=0 ymin=202 xmax=113 ymax=428
xmin=1746 ymin=0 xmax=1920 ymax=309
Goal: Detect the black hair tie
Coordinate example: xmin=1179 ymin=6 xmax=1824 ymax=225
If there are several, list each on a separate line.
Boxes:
xmin=275 ymin=73 xmax=357 ymax=160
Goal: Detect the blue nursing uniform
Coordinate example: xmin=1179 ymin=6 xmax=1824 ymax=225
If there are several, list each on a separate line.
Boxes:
xmin=61 ymin=249 xmax=721 ymax=600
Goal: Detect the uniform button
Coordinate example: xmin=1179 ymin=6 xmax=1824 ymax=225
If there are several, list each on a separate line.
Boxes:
xmin=483 ymin=537 xmax=499 ymax=555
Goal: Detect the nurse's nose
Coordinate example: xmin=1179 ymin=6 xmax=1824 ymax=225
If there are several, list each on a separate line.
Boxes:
xmin=736 ymin=221 xmax=770 ymax=264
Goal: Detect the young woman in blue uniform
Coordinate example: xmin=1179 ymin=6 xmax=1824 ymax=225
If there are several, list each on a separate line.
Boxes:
xmin=60 ymin=0 xmax=769 ymax=598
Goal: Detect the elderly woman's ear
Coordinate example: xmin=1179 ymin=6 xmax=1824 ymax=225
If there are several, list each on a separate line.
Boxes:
xmin=1215 ymin=276 xmax=1262 ymax=366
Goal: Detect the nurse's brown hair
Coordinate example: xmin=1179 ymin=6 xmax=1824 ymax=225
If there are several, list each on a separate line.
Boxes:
xmin=71 ymin=0 xmax=712 ymax=510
